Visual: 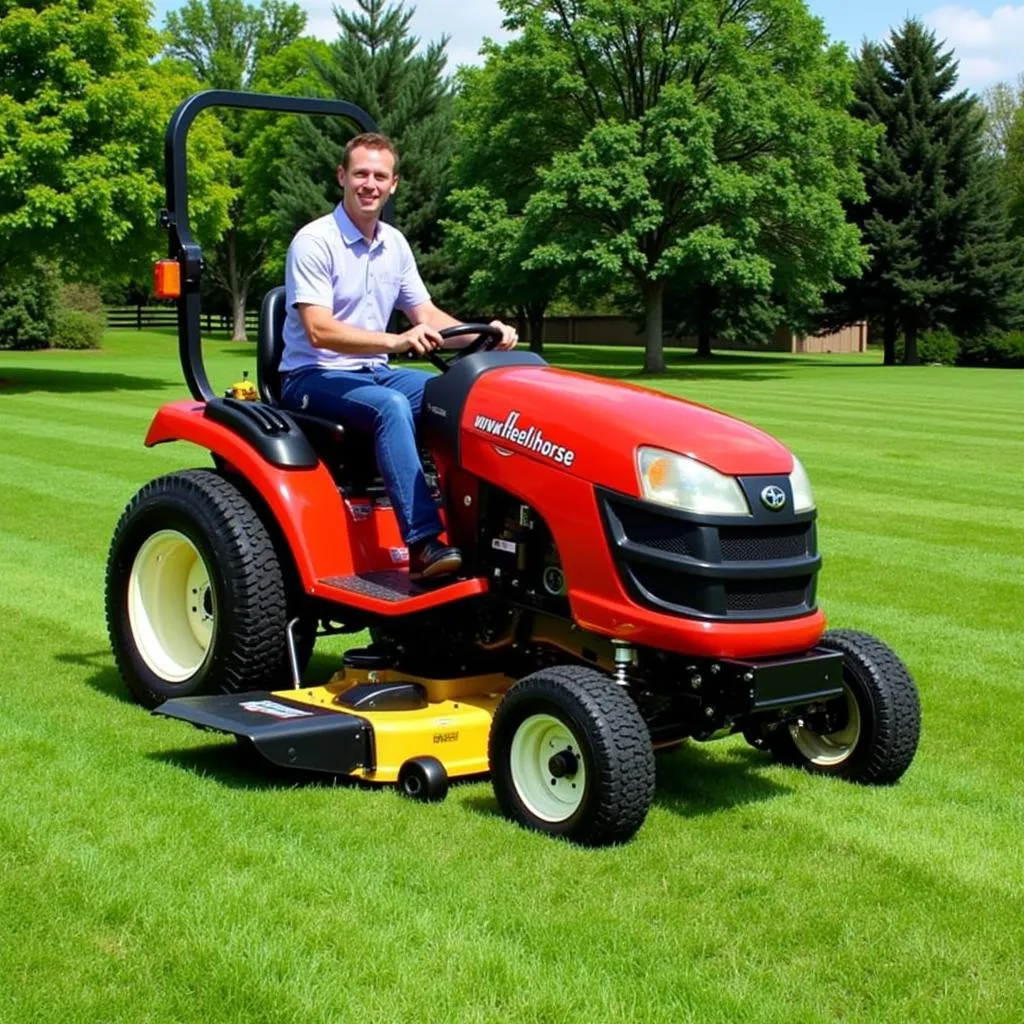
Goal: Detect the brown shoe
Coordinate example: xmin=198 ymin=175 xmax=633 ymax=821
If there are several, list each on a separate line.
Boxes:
xmin=408 ymin=538 xmax=462 ymax=581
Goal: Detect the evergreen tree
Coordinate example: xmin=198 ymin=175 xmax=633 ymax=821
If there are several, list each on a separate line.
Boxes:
xmin=272 ymin=0 xmax=455 ymax=301
xmin=825 ymin=20 xmax=1023 ymax=364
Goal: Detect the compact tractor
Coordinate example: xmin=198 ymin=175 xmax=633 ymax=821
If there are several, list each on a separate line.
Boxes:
xmin=106 ymin=92 xmax=921 ymax=845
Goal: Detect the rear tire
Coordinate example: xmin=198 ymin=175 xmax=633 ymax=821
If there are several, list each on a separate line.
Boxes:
xmin=489 ymin=666 xmax=655 ymax=846
xmin=767 ymin=629 xmax=921 ymax=784
xmin=106 ymin=469 xmax=312 ymax=708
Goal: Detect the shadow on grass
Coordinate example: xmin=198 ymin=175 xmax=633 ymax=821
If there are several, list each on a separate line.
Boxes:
xmin=0 ymin=366 xmax=169 ymax=394
xmin=651 ymin=741 xmax=791 ymax=818
xmin=55 ymin=650 xmax=137 ymax=707
xmin=146 ymin=742 xmax=362 ymax=791
xmin=460 ymin=740 xmax=790 ymax=827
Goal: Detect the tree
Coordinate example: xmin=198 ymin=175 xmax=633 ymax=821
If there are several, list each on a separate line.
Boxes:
xmin=441 ymin=38 xmax=581 ymax=348
xmin=827 ymin=21 xmax=1023 ymax=365
xmin=271 ymin=0 xmax=456 ymax=303
xmin=0 ymin=0 xmax=233 ymax=285
xmin=494 ymin=0 xmax=870 ymax=371
xmin=164 ymin=0 xmax=307 ymax=339
xmin=983 ymin=76 xmax=1024 ymax=244
xmin=1008 ymin=113 xmax=1024 ymax=242
xmin=981 ymin=74 xmax=1024 ymax=157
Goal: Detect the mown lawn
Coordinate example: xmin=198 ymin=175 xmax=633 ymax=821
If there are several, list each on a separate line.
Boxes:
xmin=1 ymin=331 xmax=1022 ymax=1023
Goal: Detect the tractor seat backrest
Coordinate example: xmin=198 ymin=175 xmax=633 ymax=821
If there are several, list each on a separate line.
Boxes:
xmin=257 ymin=285 xmax=287 ymax=406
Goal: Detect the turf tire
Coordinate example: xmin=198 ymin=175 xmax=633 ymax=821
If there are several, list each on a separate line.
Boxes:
xmin=768 ymin=629 xmax=921 ymax=784
xmin=489 ymin=665 xmax=655 ymax=846
xmin=106 ymin=469 xmax=312 ymax=708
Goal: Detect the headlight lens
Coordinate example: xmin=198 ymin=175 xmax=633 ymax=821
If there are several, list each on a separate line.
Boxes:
xmin=637 ymin=447 xmax=750 ymax=516
xmin=789 ymin=455 xmax=815 ymax=512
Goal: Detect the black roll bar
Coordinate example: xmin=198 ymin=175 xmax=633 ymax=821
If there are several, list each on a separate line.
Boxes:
xmin=161 ymin=90 xmax=381 ymax=401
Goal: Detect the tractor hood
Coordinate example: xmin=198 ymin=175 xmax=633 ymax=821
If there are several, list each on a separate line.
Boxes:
xmin=460 ymin=365 xmax=793 ymax=495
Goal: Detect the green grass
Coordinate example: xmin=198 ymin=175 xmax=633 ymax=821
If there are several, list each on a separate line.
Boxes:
xmin=1 ymin=331 xmax=1023 ymax=1023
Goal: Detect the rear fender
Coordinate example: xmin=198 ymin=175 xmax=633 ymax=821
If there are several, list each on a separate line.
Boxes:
xmin=145 ymin=400 xmax=356 ymax=585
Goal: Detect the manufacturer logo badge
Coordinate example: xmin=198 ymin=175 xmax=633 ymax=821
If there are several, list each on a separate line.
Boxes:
xmin=760 ymin=485 xmax=787 ymax=511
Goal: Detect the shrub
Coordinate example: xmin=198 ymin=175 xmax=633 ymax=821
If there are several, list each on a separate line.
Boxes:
xmin=60 ymin=282 xmax=106 ymax=320
xmin=51 ymin=309 xmax=104 ymax=350
xmin=917 ymin=328 xmax=959 ymax=365
xmin=956 ymin=331 xmax=1024 ymax=368
xmin=0 ymin=264 xmax=60 ymax=350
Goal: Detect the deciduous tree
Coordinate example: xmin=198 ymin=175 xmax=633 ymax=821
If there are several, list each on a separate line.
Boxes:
xmin=0 ymin=0 xmax=232 ymax=284
xmin=498 ymin=0 xmax=870 ymax=370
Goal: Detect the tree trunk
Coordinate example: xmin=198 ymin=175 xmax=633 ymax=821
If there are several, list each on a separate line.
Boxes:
xmin=225 ymin=230 xmax=248 ymax=343
xmin=695 ymin=283 xmax=716 ymax=358
xmin=882 ymin=314 xmax=897 ymax=366
xmin=903 ymin=322 xmax=919 ymax=366
xmin=231 ymin=288 xmax=248 ymax=343
xmin=515 ymin=307 xmax=527 ymax=345
xmin=642 ymin=279 xmax=665 ymax=373
xmin=527 ymin=300 xmax=545 ymax=355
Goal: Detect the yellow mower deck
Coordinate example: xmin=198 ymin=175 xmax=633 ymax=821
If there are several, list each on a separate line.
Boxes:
xmin=155 ymin=667 xmax=515 ymax=784
xmin=284 ymin=668 xmax=512 ymax=782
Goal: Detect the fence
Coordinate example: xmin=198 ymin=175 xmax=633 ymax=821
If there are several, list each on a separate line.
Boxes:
xmin=106 ymin=306 xmax=260 ymax=335
xmin=543 ymin=316 xmax=868 ymax=354
xmin=107 ymin=306 xmax=867 ymax=354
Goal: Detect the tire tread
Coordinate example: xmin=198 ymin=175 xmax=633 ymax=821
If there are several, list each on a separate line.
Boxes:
xmin=490 ymin=665 xmax=656 ymax=846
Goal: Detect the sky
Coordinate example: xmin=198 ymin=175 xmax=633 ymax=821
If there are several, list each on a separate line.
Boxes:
xmin=151 ymin=0 xmax=1024 ymax=93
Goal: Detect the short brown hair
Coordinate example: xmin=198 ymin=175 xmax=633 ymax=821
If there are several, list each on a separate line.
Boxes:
xmin=343 ymin=133 xmax=399 ymax=173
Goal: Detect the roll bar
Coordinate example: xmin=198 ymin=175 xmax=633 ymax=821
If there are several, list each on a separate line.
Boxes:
xmin=161 ymin=90 xmax=382 ymax=401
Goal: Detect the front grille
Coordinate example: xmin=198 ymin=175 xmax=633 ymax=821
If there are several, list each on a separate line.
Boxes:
xmin=600 ymin=489 xmax=819 ymax=621
xmin=720 ymin=526 xmax=808 ymax=561
xmin=612 ymin=502 xmax=697 ymax=557
xmin=727 ymin=582 xmax=810 ymax=612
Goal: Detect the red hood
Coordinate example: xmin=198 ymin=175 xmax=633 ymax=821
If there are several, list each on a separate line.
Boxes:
xmin=462 ymin=366 xmax=793 ymax=495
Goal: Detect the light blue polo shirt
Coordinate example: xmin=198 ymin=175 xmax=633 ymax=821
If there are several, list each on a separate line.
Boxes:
xmin=281 ymin=204 xmax=431 ymax=373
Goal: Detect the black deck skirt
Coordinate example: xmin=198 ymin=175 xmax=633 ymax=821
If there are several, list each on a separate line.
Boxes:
xmin=156 ymin=691 xmax=373 ymax=774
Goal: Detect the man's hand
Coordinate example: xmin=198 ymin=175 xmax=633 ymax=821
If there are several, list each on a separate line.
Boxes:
xmin=490 ymin=320 xmax=519 ymax=350
xmin=392 ymin=323 xmax=443 ymax=356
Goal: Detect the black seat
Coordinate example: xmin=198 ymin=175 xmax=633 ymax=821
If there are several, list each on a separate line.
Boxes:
xmin=257 ymin=286 xmax=350 ymax=455
xmin=256 ymin=285 xmax=289 ymax=407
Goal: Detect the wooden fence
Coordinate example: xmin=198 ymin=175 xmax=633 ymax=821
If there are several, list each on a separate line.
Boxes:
xmin=106 ymin=306 xmax=260 ymax=334
xmin=106 ymin=307 xmax=867 ymax=354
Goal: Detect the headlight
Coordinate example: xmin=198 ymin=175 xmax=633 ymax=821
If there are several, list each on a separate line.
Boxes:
xmin=789 ymin=455 xmax=815 ymax=512
xmin=637 ymin=447 xmax=750 ymax=516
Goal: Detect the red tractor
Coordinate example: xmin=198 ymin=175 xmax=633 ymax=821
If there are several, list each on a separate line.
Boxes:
xmin=106 ymin=91 xmax=920 ymax=845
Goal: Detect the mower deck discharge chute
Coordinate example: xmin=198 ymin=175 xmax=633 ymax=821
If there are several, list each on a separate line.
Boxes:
xmin=105 ymin=91 xmax=921 ymax=846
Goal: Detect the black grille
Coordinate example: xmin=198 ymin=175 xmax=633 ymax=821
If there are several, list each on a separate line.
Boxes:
xmin=600 ymin=489 xmax=820 ymax=621
xmin=720 ymin=526 xmax=808 ymax=561
xmin=611 ymin=502 xmax=697 ymax=558
xmin=726 ymin=582 xmax=810 ymax=612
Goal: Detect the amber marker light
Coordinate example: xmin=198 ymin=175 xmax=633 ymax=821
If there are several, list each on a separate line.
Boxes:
xmin=645 ymin=456 xmax=672 ymax=491
xmin=154 ymin=260 xmax=181 ymax=299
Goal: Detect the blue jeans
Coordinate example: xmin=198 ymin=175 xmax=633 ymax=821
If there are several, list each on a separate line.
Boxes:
xmin=280 ymin=364 xmax=443 ymax=546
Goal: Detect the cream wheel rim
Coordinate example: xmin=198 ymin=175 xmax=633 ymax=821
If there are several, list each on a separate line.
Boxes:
xmin=128 ymin=530 xmax=214 ymax=682
xmin=789 ymin=683 xmax=861 ymax=765
xmin=510 ymin=713 xmax=587 ymax=822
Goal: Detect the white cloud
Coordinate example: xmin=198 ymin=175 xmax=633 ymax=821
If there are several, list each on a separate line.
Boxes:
xmin=924 ymin=5 xmax=1024 ymax=89
xmin=305 ymin=0 xmax=513 ymax=71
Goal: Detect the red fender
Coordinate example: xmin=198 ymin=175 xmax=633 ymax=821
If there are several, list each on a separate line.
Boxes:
xmin=144 ymin=401 xmax=405 ymax=587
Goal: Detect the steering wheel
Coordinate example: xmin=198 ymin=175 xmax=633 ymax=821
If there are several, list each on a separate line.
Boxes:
xmin=423 ymin=323 xmax=505 ymax=373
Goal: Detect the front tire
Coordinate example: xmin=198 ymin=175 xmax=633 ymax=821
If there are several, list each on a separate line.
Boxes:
xmin=768 ymin=629 xmax=921 ymax=784
xmin=489 ymin=666 xmax=655 ymax=846
xmin=106 ymin=469 xmax=310 ymax=708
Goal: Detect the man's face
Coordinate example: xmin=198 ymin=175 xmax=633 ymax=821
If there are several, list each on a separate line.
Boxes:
xmin=338 ymin=145 xmax=397 ymax=220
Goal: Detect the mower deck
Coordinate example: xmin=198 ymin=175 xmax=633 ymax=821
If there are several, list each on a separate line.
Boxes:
xmin=156 ymin=666 xmax=514 ymax=783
